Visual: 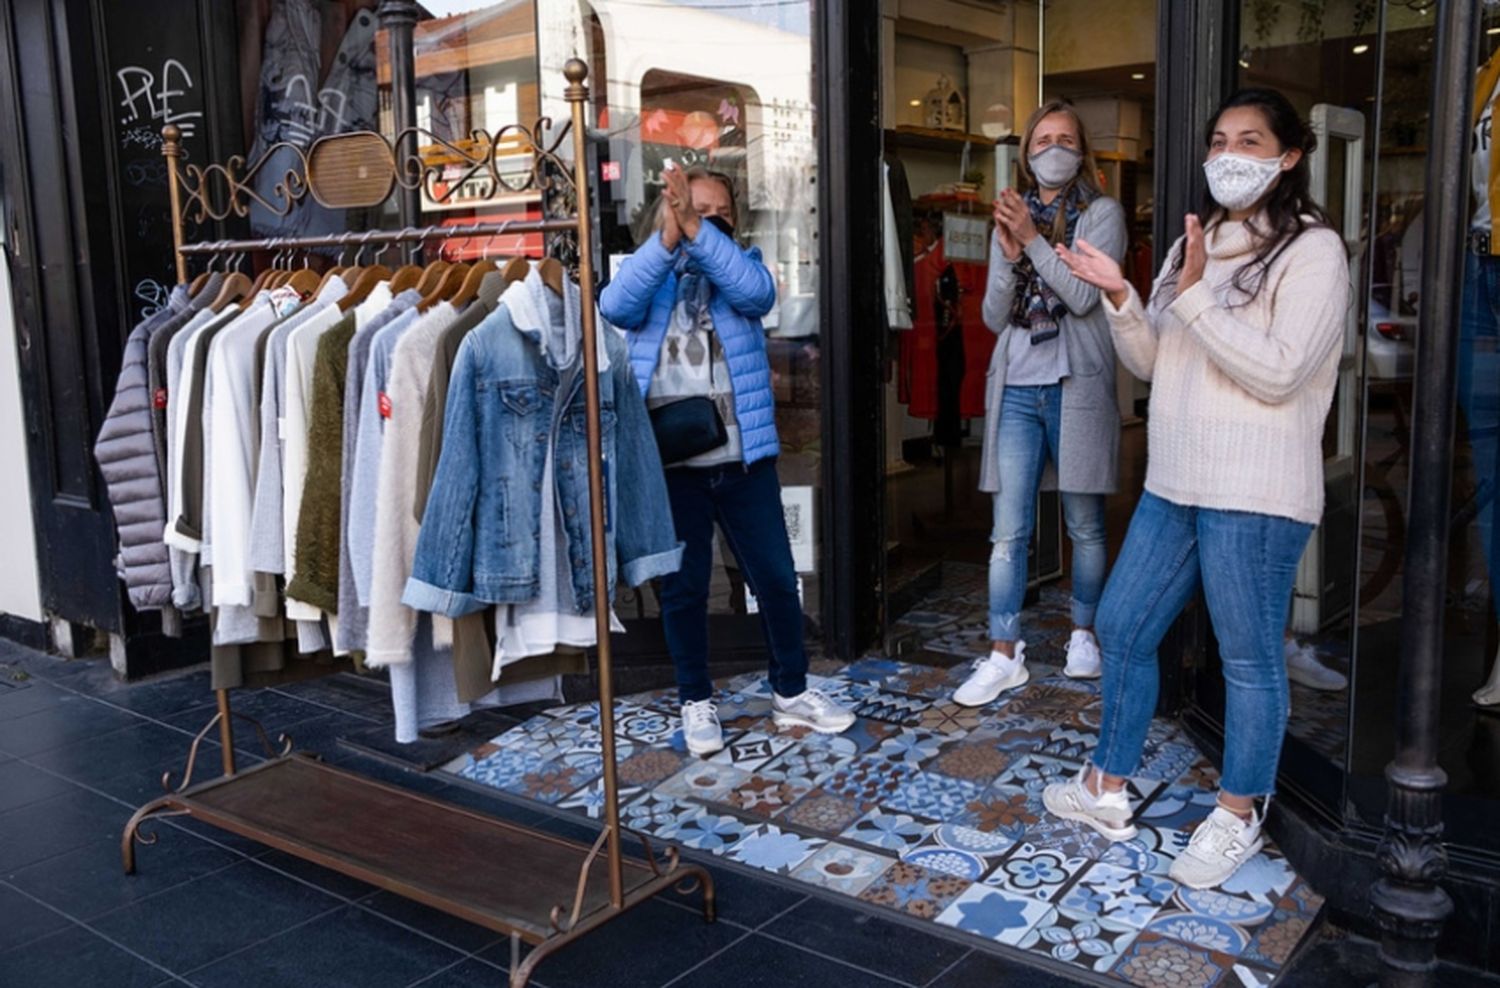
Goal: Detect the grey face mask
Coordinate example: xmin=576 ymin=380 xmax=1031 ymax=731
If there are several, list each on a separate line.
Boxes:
xmin=1029 ymin=146 xmax=1083 ymax=189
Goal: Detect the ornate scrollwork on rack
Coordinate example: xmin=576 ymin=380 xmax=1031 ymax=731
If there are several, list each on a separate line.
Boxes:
xmin=165 ymin=115 xmax=579 ymax=230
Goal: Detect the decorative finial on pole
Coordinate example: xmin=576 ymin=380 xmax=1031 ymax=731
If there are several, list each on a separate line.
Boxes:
xmin=564 ymin=58 xmax=589 ymax=102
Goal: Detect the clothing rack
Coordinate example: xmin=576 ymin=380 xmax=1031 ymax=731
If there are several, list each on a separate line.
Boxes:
xmin=120 ymin=59 xmax=713 ymax=988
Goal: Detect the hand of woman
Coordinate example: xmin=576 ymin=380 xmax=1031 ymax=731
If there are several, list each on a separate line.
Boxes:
xmin=1055 ymin=238 xmax=1129 ymax=307
xmin=992 ymin=199 xmax=1022 ymax=261
xmin=660 ymin=189 xmax=683 ymax=250
xmin=996 ymin=189 xmax=1040 ymax=247
xmin=663 ymin=166 xmax=701 ymax=241
xmin=1178 ymin=213 xmax=1207 ymax=294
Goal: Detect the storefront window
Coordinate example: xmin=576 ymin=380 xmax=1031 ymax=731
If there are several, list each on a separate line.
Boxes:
xmin=1341 ymin=1 xmax=1500 ymax=853
xmin=538 ymin=1 xmax=823 ymax=626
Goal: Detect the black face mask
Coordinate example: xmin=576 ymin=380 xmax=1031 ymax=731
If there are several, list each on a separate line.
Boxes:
xmin=705 ymin=214 xmax=735 ymax=238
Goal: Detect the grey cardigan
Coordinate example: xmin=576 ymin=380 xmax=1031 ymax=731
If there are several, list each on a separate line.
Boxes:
xmin=979 ymin=195 xmax=1127 ymax=496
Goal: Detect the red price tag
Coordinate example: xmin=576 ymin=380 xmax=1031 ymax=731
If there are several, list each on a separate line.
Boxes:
xmin=601 ymin=160 xmax=622 ymax=182
xmin=153 ymin=388 xmax=168 ymax=410
xmin=378 ymin=392 xmax=392 ymax=419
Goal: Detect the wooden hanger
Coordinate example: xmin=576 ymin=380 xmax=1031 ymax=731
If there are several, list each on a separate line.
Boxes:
xmin=387 ymin=261 xmax=424 ymax=294
xmin=449 ymin=259 xmax=497 ymax=309
xmin=337 ymin=264 xmax=392 ymax=311
xmin=210 ymin=271 xmax=252 ymax=312
xmin=537 ymin=257 xmax=565 ymax=296
xmin=189 ymin=271 xmax=212 ymax=296
xmin=247 ymin=262 xmax=277 ymax=298
xmin=418 ymin=262 xmax=470 ymax=312
xmin=416 ymin=259 xmax=450 ymax=296
xmin=285 ymin=268 xmax=322 ymax=298
xmin=501 ymin=256 xmax=530 ymax=285
xmin=312 ymin=264 xmax=345 ymax=300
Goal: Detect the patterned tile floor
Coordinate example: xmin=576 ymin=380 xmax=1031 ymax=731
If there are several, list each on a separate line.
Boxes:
xmin=446 ymin=571 xmax=1325 ymax=988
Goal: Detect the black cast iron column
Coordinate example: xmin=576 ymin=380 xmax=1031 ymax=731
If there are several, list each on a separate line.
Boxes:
xmin=378 ymin=0 xmax=421 ymax=255
xmin=1370 ymin=1 xmax=1476 ymax=984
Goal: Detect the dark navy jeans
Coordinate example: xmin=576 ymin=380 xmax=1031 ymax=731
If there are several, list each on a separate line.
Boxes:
xmin=659 ymin=457 xmax=808 ymax=704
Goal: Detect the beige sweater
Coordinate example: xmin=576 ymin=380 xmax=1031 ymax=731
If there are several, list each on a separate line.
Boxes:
xmin=1104 ymin=218 xmax=1349 ymax=525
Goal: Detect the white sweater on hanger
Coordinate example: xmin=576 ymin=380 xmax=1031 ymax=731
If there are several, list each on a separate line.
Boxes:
xmin=365 ymin=302 xmax=458 ymax=668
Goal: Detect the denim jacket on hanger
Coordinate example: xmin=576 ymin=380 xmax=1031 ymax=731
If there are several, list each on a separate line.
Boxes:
xmin=403 ymin=275 xmax=682 ymax=617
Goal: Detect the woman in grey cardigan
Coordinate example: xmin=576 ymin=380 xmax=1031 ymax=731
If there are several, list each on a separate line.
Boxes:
xmin=953 ymin=100 xmax=1127 ymax=707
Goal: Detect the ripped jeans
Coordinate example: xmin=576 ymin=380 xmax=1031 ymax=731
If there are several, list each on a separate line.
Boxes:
xmin=988 ymin=384 xmax=1107 ymax=643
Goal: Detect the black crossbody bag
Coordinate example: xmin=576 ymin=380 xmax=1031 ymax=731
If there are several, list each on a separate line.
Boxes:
xmin=649 ymin=328 xmax=728 ymax=463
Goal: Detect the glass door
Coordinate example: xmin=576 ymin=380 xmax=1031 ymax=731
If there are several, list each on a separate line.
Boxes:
xmin=536 ymin=0 xmax=825 ymax=664
xmin=875 ymin=0 xmax=1157 ymax=672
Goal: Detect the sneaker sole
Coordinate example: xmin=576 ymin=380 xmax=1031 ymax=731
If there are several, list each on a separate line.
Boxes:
xmin=1041 ymin=788 xmax=1138 ymax=842
xmin=685 ymin=738 xmax=726 ymax=757
xmin=1063 ymin=667 xmax=1102 ymax=680
xmin=771 ymin=712 xmax=855 ymax=734
xmin=1169 ymin=837 xmax=1265 ymax=890
xmin=953 ymin=666 xmax=1030 ymax=708
xmin=1288 ymin=670 xmax=1347 ymax=691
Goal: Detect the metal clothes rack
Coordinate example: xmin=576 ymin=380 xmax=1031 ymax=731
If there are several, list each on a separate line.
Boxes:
xmin=120 ymin=59 xmax=713 ymax=988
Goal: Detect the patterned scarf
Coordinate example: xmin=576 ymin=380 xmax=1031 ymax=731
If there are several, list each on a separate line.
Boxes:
xmin=673 ymin=252 xmax=713 ymax=332
xmin=1009 ymin=183 xmax=1091 ymax=345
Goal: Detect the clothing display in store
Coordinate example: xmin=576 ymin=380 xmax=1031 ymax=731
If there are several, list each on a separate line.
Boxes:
xmin=898 ymin=230 xmax=991 ymax=429
xmin=1467 ymin=47 xmax=1500 ymax=707
xmin=95 ymin=254 xmax=647 ymax=738
xmin=883 ymin=156 xmax=914 ymax=331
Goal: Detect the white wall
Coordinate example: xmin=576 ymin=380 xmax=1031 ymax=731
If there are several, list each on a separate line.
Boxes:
xmin=0 ymin=252 xmax=43 ymax=622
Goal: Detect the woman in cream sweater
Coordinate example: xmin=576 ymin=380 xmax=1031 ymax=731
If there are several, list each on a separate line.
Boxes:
xmin=1041 ymin=88 xmax=1350 ymax=890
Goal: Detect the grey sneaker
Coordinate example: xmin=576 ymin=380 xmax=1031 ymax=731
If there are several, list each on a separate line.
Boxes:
xmin=1042 ymin=765 xmax=1138 ymax=842
xmin=682 ymin=699 xmax=725 ymax=756
xmin=1285 ymin=640 xmax=1347 ymax=691
xmin=771 ymin=688 xmax=856 ymax=734
xmin=1169 ymin=803 xmax=1266 ymax=890
xmin=953 ymin=642 xmax=1029 ymax=707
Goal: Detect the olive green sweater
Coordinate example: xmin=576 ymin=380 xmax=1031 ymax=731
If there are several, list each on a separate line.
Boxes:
xmin=286 ymin=311 xmax=358 ymax=611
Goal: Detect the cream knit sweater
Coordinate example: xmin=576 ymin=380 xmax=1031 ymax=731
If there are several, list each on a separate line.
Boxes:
xmin=1104 ymin=217 xmax=1350 ymax=525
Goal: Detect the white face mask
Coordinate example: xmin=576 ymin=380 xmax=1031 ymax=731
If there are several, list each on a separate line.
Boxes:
xmin=1203 ymin=151 xmax=1288 ymax=211
xmin=1029 ymin=146 xmax=1083 ymax=189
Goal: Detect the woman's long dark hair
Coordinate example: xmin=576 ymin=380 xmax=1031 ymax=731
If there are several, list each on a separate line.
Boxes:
xmin=1156 ymin=88 xmax=1334 ymax=307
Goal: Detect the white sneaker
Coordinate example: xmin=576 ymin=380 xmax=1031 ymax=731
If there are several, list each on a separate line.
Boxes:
xmin=771 ymin=688 xmax=856 ymax=734
xmin=1169 ymin=803 xmax=1266 ymax=890
xmin=1041 ymin=765 xmax=1138 ymax=842
xmin=682 ymin=699 xmax=725 ymax=756
xmin=1285 ymin=640 xmax=1348 ymax=691
xmin=1064 ymin=629 xmax=1103 ymax=680
xmin=953 ymin=642 xmax=1029 ymax=707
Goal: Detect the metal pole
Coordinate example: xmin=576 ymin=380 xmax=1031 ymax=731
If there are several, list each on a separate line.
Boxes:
xmin=164 ymin=122 xmax=236 ymax=777
xmin=1371 ymin=1 xmax=1475 ymax=982
xmin=378 ymin=1 xmax=421 ymax=257
xmin=162 ymin=125 xmax=187 ymax=285
xmin=565 ymin=58 xmax=623 ymax=909
xmin=173 ymin=219 xmax=581 ymax=255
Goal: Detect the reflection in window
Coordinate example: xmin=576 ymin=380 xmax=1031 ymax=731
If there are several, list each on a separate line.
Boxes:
xmin=538 ymin=0 xmax=823 ymax=619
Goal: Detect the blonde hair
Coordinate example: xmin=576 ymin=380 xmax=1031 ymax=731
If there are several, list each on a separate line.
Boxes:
xmin=1018 ymin=100 xmax=1104 ymax=243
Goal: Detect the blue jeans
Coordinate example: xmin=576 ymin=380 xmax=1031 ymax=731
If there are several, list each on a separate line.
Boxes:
xmin=1461 ymin=252 xmax=1500 ymax=624
xmin=989 ymin=384 xmax=1107 ymax=642
xmin=1091 ymin=491 xmax=1313 ymax=797
xmin=659 ymin=458 xmax=808 ymax=704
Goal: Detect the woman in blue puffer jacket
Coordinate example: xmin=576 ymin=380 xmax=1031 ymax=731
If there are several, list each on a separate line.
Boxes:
xmin=600 ymin=163 xmax=855 ymax=756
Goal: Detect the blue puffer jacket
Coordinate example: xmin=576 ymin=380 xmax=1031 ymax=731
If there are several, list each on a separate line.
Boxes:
xmin=599 ymin=222 xmax=780 ymax=466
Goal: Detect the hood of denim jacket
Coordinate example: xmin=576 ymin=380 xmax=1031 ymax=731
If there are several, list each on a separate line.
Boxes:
xmin=500 ymin=263 xmax=610 ymax=372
